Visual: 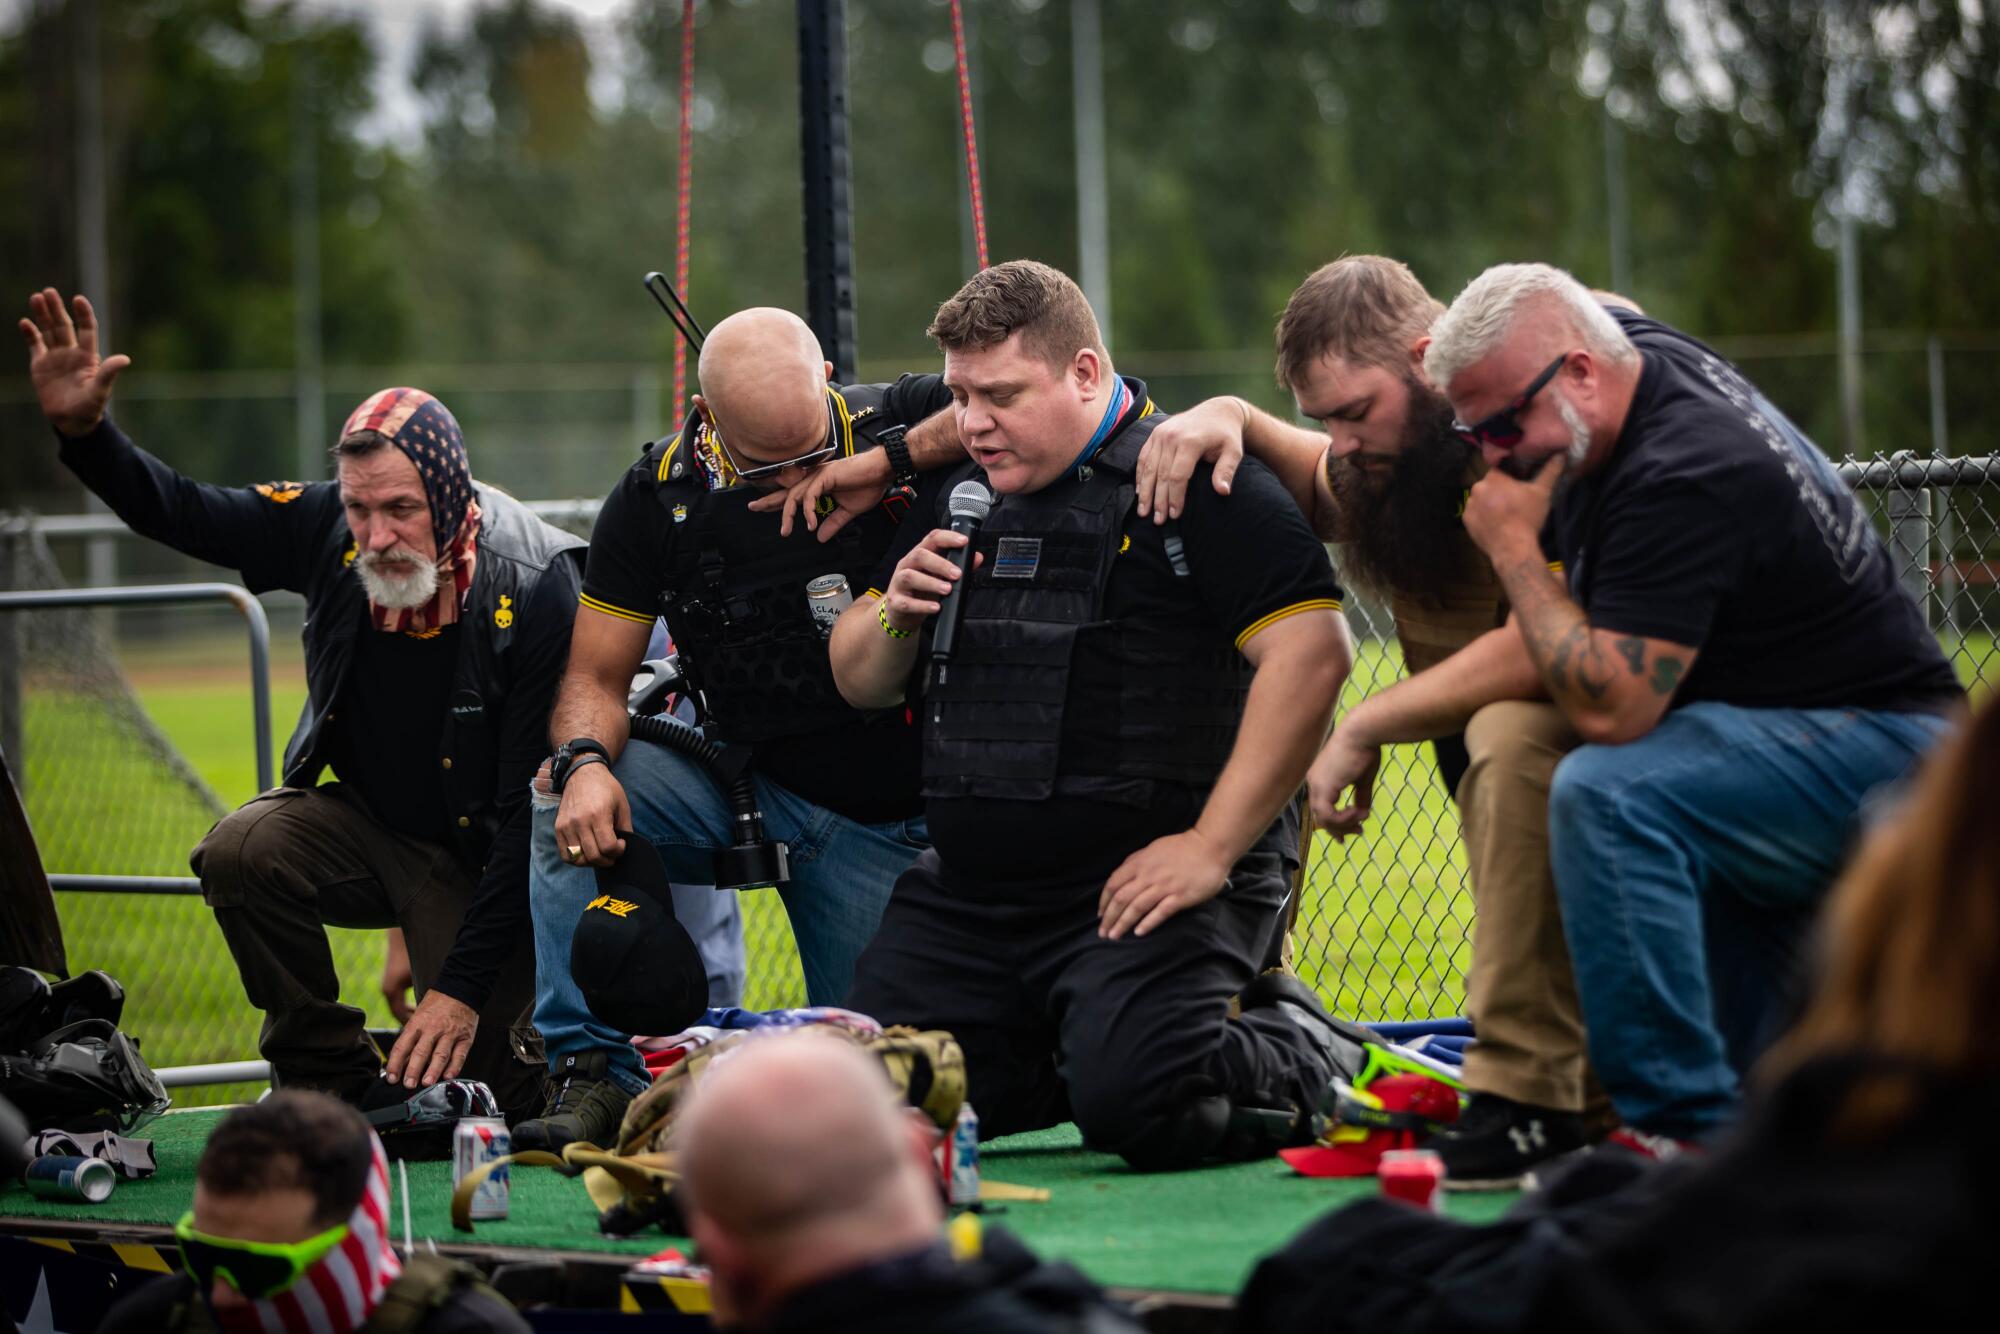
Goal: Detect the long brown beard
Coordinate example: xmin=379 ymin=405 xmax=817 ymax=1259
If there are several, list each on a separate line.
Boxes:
xmin=1325 ymin=386 xmax=1474 ymax=606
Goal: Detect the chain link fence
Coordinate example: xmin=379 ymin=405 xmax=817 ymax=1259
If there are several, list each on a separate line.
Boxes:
xmin=3 ymin=455 xmax=1995 ymax=1103
xmin=1295 ymin=453 xmax=2000 ymax=1021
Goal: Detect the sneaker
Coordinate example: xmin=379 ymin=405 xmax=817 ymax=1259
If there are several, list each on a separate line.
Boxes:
xmin=511 ymin=1050 xmax=634 ymax=1153
xmin=1433 ymin=1092 xmax=1586 ymax=1191
xmin=1603 ymin=1125 xmax=1701 ymax=1163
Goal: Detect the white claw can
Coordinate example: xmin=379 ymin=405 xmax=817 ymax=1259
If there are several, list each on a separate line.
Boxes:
xmin=947 ymin=1103 xmax=980 ymax=1207
xmin=806 ymin=573 xmax=854 ymax=637
xmin=453 ymin=1118 xmax=511 ymax=1220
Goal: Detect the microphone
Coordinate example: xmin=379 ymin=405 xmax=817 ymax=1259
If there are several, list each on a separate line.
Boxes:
xmin=929 ymin=479 xmax=993 ymax=667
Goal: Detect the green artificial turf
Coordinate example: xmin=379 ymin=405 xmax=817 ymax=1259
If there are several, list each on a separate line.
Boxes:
xmin=0 ymin=1110 xmax=1519 ymax=1296
xmin=26 ymin=626 xmax=1996 ymax=1103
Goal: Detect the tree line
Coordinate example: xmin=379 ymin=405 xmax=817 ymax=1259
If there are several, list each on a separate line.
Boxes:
xmin=3 ymin=0 xmax=1996 ymax=516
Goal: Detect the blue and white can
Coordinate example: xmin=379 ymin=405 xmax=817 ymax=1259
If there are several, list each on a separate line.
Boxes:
xmin=24 ymin=1155 xmax=115 ymax=1203
xmin=948 ymin=1103 xmax=980 ymax=1207
xmin=453 ymin=1118 xmax=511 ymax=1220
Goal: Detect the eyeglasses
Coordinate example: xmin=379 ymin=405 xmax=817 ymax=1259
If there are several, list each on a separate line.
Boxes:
xmin=175 ymin=1211 xmax=350 ymax=1300
xmin=710 ymin=394 xmax=843 ymax=482
xmin=1451 ymin=353 xmax=1568 ymax=450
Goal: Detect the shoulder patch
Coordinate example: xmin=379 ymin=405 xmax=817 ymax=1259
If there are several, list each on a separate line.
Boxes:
xmin=255 ymin=481 xmax=305 ymax=504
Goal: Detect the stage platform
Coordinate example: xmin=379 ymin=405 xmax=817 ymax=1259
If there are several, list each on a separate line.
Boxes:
xmin=1 ymin=1107 xmax=1519 ymax=1327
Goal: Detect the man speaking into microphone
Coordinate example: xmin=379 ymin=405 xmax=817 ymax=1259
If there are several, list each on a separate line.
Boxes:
xmin=830 ymin=261 xmax=1358 ymax=1170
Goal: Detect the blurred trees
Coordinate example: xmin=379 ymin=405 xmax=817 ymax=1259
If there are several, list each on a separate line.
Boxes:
xmin=2 ymin=0 xmax=1996 ymax=511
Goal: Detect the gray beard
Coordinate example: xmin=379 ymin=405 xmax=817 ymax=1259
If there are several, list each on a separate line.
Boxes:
xmin=355 ymin=550 xmax=441 ymax=609
xmin=1556 ymin=391 xmax=1593 ymax=465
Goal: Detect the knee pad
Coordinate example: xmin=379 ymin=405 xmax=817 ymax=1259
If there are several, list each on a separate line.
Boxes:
xmin=1109 ymin=1094 xmax=1233 ymax=1172
xmin=1111 ymin=1093 xmax=1312 ymax=1171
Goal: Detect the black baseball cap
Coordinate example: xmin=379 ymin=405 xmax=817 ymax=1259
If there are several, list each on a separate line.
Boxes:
xmin=571 ymin=833 xmax=710 ymax=1039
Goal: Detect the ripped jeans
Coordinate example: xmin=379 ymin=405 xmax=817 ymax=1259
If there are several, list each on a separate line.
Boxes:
xmin=528 ymin=727 xmax=928 ymax=1093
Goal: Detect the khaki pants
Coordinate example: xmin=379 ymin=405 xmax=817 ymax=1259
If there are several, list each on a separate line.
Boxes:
xmin=191 ymin=784 xmax=543 ymax=1119
xmin=1455 ymin=701 xmax=1600 ymax=1114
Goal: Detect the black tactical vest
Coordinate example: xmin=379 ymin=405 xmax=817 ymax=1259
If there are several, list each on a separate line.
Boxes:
xmin=656 ymin=383 xmax=909 ymax=745
xmin=922 ymin=415 xmax=1255 ymax=803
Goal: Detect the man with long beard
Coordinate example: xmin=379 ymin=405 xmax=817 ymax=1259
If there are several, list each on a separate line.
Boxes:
xmin=1136 ymin=256 xmax=1609 ymax=1186
xmin=20 ymin=289 xmax=580 ymax=1126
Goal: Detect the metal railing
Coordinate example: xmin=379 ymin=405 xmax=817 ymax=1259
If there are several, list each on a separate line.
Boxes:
xmin=0 ymin=581 xmax=274 ymax=796
xmin=7 ymin=453 xmax=1997 ymax=1073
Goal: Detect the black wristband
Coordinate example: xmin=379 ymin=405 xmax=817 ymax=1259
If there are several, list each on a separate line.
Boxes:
xmin=550 ymin=737 xmax=610 ymax=793
xmin=553 ymin=752 xmax=609 ymax=794
xmin=879 ymin=425 xmax=918 ymax=485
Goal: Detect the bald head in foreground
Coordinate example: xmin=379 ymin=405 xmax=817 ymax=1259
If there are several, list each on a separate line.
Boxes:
xmin=677 ymin=1034 xmax=1145 ymax=1334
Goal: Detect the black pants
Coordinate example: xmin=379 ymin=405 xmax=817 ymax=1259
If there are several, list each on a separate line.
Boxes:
xmin=846 ymin=838 xmax=1329 ymax=1165
xmin=190 ymin=784 xmax=543 ymax=1120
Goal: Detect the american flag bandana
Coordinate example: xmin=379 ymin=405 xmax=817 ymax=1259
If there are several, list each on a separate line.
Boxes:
xmin=210 ymin=1132 xmax=402 ymax=1334
xmin=339 ymin=387 xmax=482 ymax=635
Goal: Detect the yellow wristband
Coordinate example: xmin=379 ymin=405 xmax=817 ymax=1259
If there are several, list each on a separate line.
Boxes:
xmin=878 ymin=600 xmax=913 ymax=639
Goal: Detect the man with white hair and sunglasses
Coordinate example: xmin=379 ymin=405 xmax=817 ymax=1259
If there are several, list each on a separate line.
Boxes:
xmin=518 ymin=308 xmax=960 ymax=1153
xmin=1308 ymin=263 xmax=1962 ymax=1157
xmin=20 ymin=288 xmax=581 ymax=1125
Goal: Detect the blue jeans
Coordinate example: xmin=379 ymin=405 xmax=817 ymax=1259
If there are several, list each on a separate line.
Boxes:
xmin=1548 ymin=701 xmax=1950 ymax=1138
xmin=530 ymin=731 xmax=928 ymax=1094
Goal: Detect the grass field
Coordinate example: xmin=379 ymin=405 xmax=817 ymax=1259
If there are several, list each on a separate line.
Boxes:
xmin=22 ymin=626 xmax=1996 ymax=1106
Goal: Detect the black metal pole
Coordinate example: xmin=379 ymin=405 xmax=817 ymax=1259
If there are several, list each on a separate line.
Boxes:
xmin=798 ymin=0 xmax=857 ymax=383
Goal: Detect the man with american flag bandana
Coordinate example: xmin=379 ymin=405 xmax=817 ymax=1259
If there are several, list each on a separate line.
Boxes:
xmin=20 ymin=287 xmax=581 ymax=1128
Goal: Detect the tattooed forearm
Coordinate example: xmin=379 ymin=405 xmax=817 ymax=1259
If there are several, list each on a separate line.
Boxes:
xmin=1614 ymin=636 xmax=1647 ymax=674
xmin=1648 ymin=655 xmax=1685 ymax=696
xmin=1498 ymin=552 xmax=1614 ymax=705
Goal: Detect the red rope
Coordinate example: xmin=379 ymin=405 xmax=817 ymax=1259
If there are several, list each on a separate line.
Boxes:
xmin=673 ymin=0 xmax=697 ymax=408
xmin=948 ymin=0 xmax=989 ymax=270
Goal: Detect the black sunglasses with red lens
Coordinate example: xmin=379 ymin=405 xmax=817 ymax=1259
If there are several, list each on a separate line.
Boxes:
xmin=1451 ymin=353 xmax=1568 ymax=450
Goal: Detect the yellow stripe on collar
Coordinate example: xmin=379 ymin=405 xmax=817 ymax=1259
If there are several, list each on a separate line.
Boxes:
xmin=830 ymin=386 xmax=856 ymax=458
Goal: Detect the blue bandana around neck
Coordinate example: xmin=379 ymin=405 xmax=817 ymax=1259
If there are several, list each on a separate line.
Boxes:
xmin=1067 ymin=375 xmax=1135 ymax=477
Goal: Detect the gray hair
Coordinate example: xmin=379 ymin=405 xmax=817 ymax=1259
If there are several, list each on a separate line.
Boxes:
xmin=1424 ymin=263 xmax=1638 ymax=391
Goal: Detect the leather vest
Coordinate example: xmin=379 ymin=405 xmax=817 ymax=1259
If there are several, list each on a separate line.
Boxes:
xmin=655 ymin=382 xmax=911 ymax=745
xmin=922 ymin=415 xmax=1254 ymax=803
xmin=287 ymin=485 xmax=585 ymax=870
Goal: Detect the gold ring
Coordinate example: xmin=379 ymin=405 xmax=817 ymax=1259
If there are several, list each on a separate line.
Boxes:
xmin=566 ymin=845 xmax=583 ymax=861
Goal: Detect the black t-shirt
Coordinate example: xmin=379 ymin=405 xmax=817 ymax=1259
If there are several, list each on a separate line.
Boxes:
xmin=325 ymin=616 xmax=458 ymax=841
xmin=1542 ymin=308 xmax=1962 ymax=716
xmin=874 ymin=431 xmax=1344 ymax=887
xmin=579 ymin=375 xmax=953 ymax=824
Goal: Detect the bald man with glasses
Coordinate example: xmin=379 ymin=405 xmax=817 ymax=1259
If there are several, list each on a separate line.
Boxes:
xmin=516 ymin=309 xmax=959 ymax=1154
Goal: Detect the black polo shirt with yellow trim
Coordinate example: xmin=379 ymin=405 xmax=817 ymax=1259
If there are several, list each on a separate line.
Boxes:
xmin=580 ymin=375 xmax=952 ymax=824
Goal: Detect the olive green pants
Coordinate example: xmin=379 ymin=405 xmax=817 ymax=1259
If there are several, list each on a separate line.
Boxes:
xmin=191 ymin=783 xmax=542 ymax=1119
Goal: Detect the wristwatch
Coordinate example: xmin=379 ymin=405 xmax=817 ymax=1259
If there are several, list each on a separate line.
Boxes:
xmin=550 ymin=737 xmax=610 ymax=794
xmin=878 ymin=425 xmax=918 ymax=486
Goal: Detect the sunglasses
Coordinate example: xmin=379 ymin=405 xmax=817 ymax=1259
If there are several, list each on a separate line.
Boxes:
xmin=711 ymin=393 xmax=844 ymax=482
xmin=1451 ymin=353 xmax=1568 ymax=450
xmin=175 ymin=1211 xmax=350 ymax=1300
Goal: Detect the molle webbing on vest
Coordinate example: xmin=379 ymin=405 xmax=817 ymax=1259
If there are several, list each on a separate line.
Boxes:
xmin=657 ymin=384 xmax=907 ymax=745
xmin=921 ymin=418 xmax=1254 ymax=803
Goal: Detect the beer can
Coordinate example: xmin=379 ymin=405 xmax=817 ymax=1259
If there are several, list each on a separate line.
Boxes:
xmin=1377 ymin=1148 xmax=1446 ymax=1212
xmin=947 ymin=1103 xmax=981 ymax=1207
xmin=24 ymin=1155 xmax=116 ymax=1204
xmin=453 ymin=1118 xmax=511 ymax=1221
xmin=805 ymin=574 xmax=853 ymax=637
